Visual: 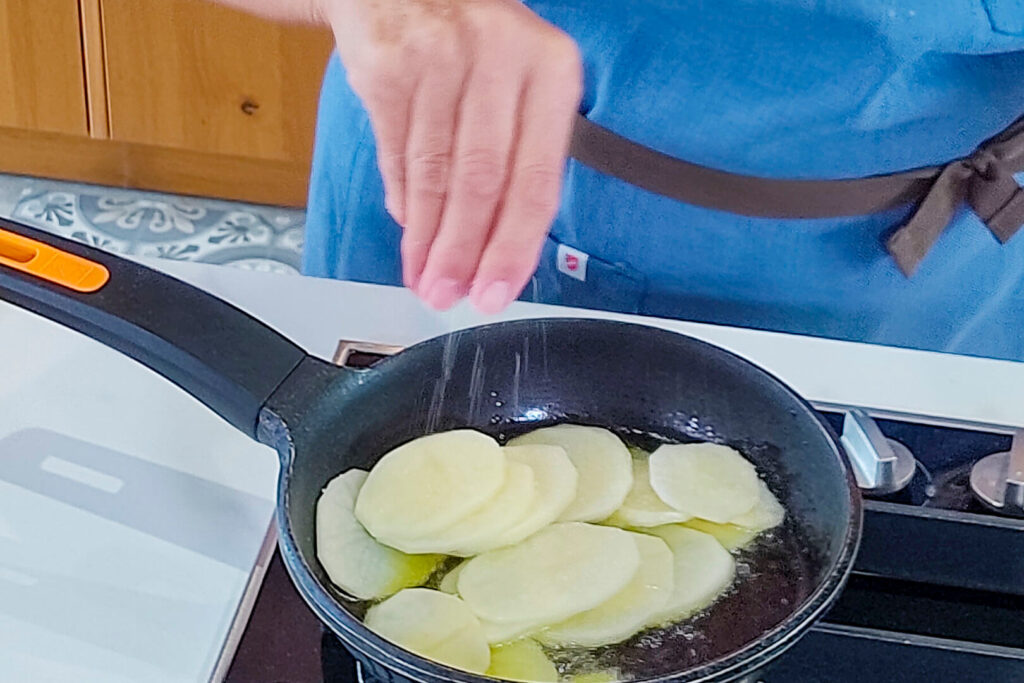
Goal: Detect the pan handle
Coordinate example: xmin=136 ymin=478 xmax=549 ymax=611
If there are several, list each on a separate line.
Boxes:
xmin=0 ymin=217 xmax=307 ymax=439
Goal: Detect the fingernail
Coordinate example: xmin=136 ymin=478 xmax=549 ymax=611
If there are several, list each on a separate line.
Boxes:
xmin=471 ymin=280 xmax=513 ymax=315
xmin=423 ymin=278 xmax=465 ymax=310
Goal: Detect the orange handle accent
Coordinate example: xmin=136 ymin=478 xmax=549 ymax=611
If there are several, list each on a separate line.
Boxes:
xmin=0 ymin=228 xmax=110 ymax=293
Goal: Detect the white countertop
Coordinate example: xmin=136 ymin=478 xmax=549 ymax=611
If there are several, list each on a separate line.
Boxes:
xmin=1 ymin=258 xmax=1022 ymax=683
xmin=0 ymin=299 xmax=278 ymax=682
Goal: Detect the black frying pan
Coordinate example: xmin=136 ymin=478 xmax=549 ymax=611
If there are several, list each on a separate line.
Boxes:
xmin=0 ymin=217 xmax=861 ymax=683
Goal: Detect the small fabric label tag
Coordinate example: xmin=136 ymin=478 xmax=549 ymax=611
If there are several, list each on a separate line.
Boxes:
xmin=556 ymin=244 xmax=589 ymax=282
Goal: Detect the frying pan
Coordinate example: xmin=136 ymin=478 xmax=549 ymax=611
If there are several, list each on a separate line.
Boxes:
xmin=0 ymin=217 xmax=861 ymax=683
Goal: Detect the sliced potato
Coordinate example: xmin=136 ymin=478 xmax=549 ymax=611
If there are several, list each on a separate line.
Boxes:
xmin=391 ymin=461 xmax=536 ymax=556
xmin=681 ymin=518 xmax=758 ymax=551
xmin=646 ymin=525 xmax=736 ymax=626
xmin=440 ymin=561 xmax=467 ymax=595
xmin=365 ymin=588 xmax=490 ymax=674
xmin=648 ymin=443 xmax=760 ymax=523
xmin=443 ymin=461 xmax=536 ymax=556
xmin=355 ymin=430 xmax=506 ymax=541
xmin=458 ymin=523 xmax=640 ymax=625
xmin=481 ymin=617 xmax=547 ymax=645
xmin=491 ymin=444 xmax=578 ymax=547
xmin=316 ymin=470 xmax=443 ymax=600
xmin=538 ymin=533 xmax=674 ymax=647
xmin=604 ymin=456 xmax=691 ymax=528
xmin=487 ymin=639 xmax=558 ymax=682
xmin=730 ymin=479 xmax=785 ymax=532
xmin=509 ymin=425 xmax=632 ymax=522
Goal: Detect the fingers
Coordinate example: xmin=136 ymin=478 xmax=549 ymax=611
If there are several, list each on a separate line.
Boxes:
xmin=366 ymin=102 xmax=410 ymax=227
xmin=401 ymin=61 xmax=465 ymax=291
xmin=415 ymin=58 xmax=523 ymax=310
xmin=469 ymin=38 xmax=582 ymax=314
xmin=345 ymin=53 xmax=414 ymax=229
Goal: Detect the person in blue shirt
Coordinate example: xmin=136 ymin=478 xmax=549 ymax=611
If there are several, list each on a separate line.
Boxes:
xmin=223 ymin=0 xmax=1024 ymax=361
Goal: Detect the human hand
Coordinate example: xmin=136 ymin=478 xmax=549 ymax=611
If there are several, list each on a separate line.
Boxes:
xmin=320 ymin=0 xmax=583 ymax=313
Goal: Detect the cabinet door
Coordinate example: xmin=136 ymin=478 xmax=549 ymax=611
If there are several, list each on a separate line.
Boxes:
xmin=0 ymin=0 xmax=89 ymax=135
xmin=102 ymin=0 xmax=334 ymax=165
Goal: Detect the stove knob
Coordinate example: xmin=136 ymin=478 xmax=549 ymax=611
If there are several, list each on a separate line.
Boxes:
xmin=840 ymin=409 xmax=917 ymax=495
xmin=970 ymin=430 xmax=1024 ymax=517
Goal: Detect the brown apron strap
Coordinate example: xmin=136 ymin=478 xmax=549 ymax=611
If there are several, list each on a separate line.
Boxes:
xmin=568 ymin=114 xmax=1024 ymax=276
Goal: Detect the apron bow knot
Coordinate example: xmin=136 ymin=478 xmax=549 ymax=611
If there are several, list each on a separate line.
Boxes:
xmin=887 ymin=118 xmax=1024 ymax=277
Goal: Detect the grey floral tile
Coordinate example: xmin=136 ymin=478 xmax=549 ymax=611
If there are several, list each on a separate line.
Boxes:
xmin=85 ymin=195 xmax=209 ymax=235
xmin=67 ymin=229 xmax=131 ymax=255
xmin=0 ymin=174 xmax=305 ymax=274
xmin=223 ymin=259 xmax=301 ymax=275
xmin=0 ymin=174 xmax=36 ymax=218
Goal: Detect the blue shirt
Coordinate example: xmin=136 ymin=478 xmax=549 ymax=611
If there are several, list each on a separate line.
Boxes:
xmin=303 ymin=0 xmax=1024 ymax=360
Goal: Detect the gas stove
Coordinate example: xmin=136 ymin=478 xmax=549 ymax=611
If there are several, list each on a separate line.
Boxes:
xmin=762 ymin=409 xmax=1024 ymax=682
xmin=226 ymin=341 xmax=1024 ymax=683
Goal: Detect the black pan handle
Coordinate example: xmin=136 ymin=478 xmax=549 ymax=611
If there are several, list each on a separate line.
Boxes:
xmin=0 ymin=216 xmax=308 ymax=439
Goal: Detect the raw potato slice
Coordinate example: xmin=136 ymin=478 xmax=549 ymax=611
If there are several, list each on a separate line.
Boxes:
xmin=365 ymin=588 xmax=490 ymax=674
xmin=355 ymin=430 xmax=506 ymax=541
xmin=538 ymin=533 xmax=675 ymax=647
xmin=729 ymin=479 xmax=785 ymax=532
xmin=491 ymin=444 xmax=579 ymax=546
xmin=316 ymin=470 xmax=442 ymax=600
xmin=682 ymin=519 xmax=758 ymax=551
xmin=646 ymin=526 xmax=736 ymax=626
xmin=649 ymin=443 xmax=760 ymax=523
xmin=440 ymin=562 xmax=467 ymax=594
xmin=444 ymin=462 xmax=536 ymax=555
xmin=458 ymin=523 xmax=640 ymax=625
xmin=509 ymin=425 xmax=632 ymax=522
xmin=390 ymin=461 xmax=536 ymax=556
xmin=487 ymin=639 xmax=558 ymax=682
xmin=481 ymin=617 xmax=547 ymax=645
xmin=604 ymin=456 xmax=692 ymax=528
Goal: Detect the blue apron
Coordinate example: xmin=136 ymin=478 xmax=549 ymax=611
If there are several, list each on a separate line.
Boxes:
xmin=303 ymin=0 xmax=1024 ymax=361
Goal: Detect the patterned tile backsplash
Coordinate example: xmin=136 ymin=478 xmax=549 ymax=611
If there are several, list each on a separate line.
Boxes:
xmin=0 ymin=174 xmax=306 ymax=275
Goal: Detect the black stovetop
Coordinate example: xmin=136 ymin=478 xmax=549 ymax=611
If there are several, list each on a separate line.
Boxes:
xmin=226 ymin=554 xmax=1024 ymax=683
xmin=226 ymin=411 xmax=1024 ymax=683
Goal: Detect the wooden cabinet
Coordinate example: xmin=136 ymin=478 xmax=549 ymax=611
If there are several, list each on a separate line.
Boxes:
xmin=103 ymin=0 xmax=329 ymax=165
xmin=0 ymin=0 xmax=334 ymax=207
xmin=0 ymin=0 xmax=89 ymax=136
